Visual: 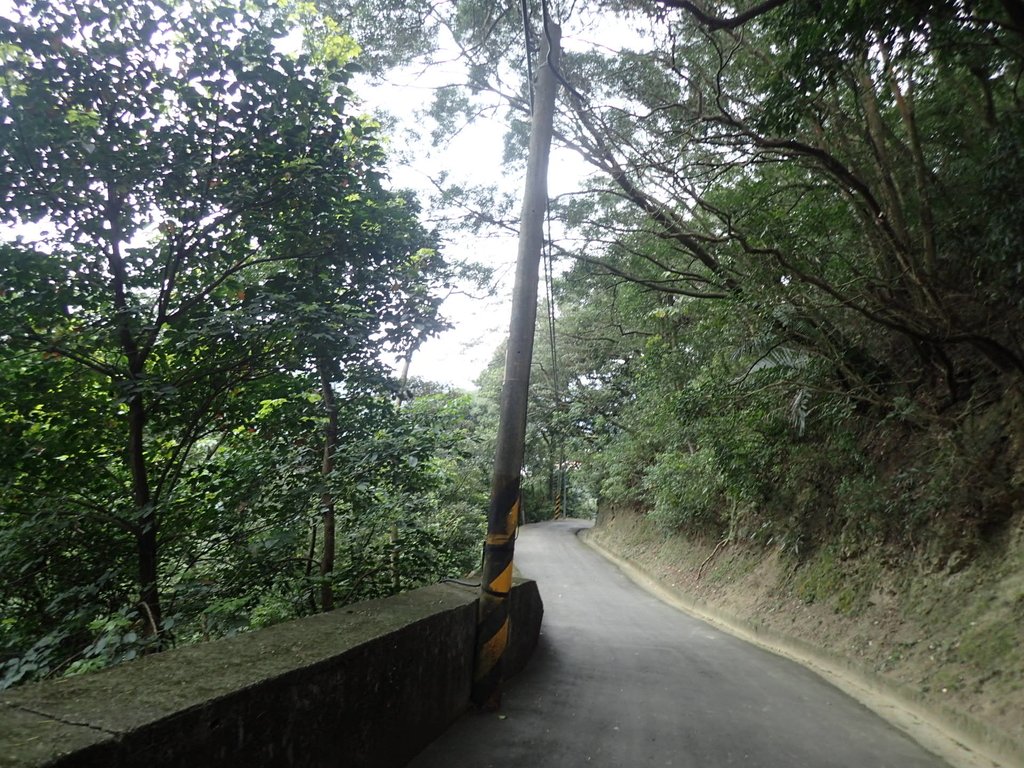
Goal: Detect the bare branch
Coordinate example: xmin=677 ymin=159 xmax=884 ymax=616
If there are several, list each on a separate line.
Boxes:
xmin=656 ymin=0 xmax=791 ymax=31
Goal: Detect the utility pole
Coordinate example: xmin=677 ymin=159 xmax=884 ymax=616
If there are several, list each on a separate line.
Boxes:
xmin=471 ymin=22 xmax=560 ymax=711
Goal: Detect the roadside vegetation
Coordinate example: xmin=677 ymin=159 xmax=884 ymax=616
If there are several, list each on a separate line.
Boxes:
xmin=451 ymin=0 xmax=1022 ymax=750
xmin=2 ymin=1 xmax=1021 ymax=740
xmin=402 ymin=0 xmax=1024 ymax=750
xmin=0 ymin=0 xmax=493 ymax=688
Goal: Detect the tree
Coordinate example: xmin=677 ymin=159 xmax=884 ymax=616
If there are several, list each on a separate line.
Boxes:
xmin=422 ymin=0 xmax=1024 ymax=553
xmin=0 ymin=0 xmax=450 ymax=681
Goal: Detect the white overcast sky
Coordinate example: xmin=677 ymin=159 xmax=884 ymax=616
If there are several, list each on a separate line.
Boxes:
xmin=360 ymin=14 xmax=642 ymax=390
xmin=363 ymin=102 xmax=592 ymax=390
xmin=0 ymin=1 xmax=645 ymax=391
xmin=358 ymin=64 xmax=591 ymax=390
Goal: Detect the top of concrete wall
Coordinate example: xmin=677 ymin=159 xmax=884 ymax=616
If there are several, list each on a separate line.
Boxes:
xmin=0 ymin=579 xmax=543 ymax=768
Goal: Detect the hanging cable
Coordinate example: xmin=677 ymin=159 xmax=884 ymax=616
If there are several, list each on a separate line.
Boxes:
xmin=543 ymin=212 xmax=559 ymax=403
xmin=520 ymin=0 xmax=535 ymax=113
xmin=540 ymin=0 xmax=587 ymax=106
xmin=543 ymin=207 xmax=568 ymax=518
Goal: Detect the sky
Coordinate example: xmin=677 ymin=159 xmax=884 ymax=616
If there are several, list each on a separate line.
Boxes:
xmin=357 ymin=63 xmax=592 ymax=391
xmin=349 ymin=6 xmax=652 ymax=391
xmin=0 ymin=0 xmax=642 ymax=391
xmin=0 ymin=1 xmax=520 ymax=390
xmin=359 ymin=76 xmax=518 ymax=391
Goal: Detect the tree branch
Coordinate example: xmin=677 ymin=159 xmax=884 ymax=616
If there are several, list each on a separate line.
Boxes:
xmin=656 ymin=0 xmax=791 ymax=31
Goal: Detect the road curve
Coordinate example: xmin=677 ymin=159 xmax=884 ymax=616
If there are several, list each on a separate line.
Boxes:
xmin=408 ymin=519 xmax=949 ymax=768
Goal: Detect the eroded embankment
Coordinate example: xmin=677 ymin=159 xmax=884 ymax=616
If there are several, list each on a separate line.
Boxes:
xmin=584 ymin=506 xmax=1024 ymax=768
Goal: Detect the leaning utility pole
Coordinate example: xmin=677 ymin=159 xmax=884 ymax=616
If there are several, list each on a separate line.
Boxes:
xmin=471 ymin=23 xmax=561 ymax=710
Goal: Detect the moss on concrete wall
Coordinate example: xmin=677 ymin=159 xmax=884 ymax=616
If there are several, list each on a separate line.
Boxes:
xmin=0 ymin=579 xmax=543 ymax=768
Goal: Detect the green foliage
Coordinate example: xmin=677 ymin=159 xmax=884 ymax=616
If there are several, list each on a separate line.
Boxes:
xmin=643 ymin=449 xmax=724 ymax=534
xmin=0 ymin=0 xmax=483 ymax=689
xmin=793 ymin=546 xmax=881 ymax=617
xmin=446 ymin=0 xmax=1024 ymax=573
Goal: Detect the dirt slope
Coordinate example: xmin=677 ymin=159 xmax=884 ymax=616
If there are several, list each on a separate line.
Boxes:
xmin=587 ymin=506 xmax=1024 ymax=768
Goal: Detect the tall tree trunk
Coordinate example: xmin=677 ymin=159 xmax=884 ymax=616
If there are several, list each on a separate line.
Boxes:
xmin=390 ymin=522 xmax=400 ymax=592
xmin=473 ymin=21 xmax=560 ymax=710
xmin=318 ymin=361 xmax=339 ymax=612
xmin=129 ymin=392 xmax=162 ymax=638
xmin=305 ymin=523 xmax=319 ymax=613
xmin=106 ymin=184 xmax=162 ymax=640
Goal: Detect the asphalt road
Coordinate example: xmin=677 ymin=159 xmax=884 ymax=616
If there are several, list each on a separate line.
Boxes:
xmin=408 ymin=519 xmax=950 ymax=768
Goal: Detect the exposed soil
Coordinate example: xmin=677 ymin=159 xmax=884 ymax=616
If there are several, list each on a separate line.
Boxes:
xmin=586 ymin=506 xmax=1024 ymax=768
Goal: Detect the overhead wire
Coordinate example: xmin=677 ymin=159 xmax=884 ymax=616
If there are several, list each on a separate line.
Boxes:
xmin=519 ymin=0 xmax=535 ymax=113
xmin=540 ymin=0 xmax=588 ymax=105
xmin=543 ymin=203 xmax=568 ymax=518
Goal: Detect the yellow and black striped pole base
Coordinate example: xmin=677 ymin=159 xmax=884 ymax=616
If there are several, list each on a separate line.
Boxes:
xmin=472 ymin=491 xmax=520 ymax=710
xmin=471 ymin=18 xmax=559 ymax=711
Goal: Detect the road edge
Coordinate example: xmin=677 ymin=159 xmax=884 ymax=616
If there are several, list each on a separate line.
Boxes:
xmin=579 ymin=528 xmax=1020 ymax=768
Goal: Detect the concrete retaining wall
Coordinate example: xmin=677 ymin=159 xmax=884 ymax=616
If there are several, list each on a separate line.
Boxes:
xmin=0 ymin=579 xmax=543 ymax=768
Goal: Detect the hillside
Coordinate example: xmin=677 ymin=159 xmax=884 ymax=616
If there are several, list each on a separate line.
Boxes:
xmin=587 ymin=504 xmax=1024 ymax=767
